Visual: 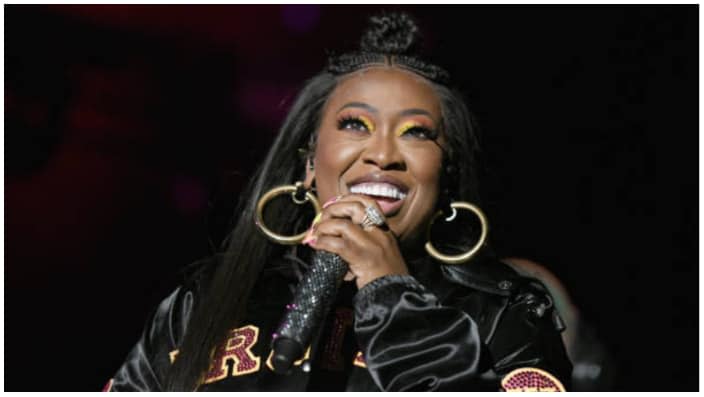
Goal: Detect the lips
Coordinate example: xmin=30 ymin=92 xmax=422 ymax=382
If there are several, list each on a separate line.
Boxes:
xmin=347 ymin=174 xmax=409 ymax=216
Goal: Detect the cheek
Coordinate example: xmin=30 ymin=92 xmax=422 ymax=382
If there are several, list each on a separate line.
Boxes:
xmin=408 ymin=150 xmax=443 ymax=194
xmin=395 ymin=152 xmax=443 ymax=243
xmin=313 ymin=130 xmax=361 ymax=198
xmin=402 ymin=149 xmax=443 ymax=227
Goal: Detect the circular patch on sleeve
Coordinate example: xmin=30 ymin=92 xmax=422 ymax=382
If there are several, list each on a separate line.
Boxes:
xmin=500 ymin=367 xmax=566 ymax=392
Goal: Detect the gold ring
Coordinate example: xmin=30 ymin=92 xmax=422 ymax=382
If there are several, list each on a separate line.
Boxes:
xmin=424 ymin=201 xmax=489 ymax=265
xmin=255 ymin=184 xmax=322 ymax=245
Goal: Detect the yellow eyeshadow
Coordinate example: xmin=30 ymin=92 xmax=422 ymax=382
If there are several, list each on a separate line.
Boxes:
xmin=358 ymin=115 xmax=375 ymax=132
xmin=396 ymin=121 xmax=420 ymax=136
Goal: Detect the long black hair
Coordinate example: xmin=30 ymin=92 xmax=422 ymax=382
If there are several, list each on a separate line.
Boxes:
xmin=166 ymin=12 xmax=484 ymax=391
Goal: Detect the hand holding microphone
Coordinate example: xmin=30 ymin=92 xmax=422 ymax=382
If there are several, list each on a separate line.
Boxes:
xmin=270 ymin=195 xmax=409 ymax=374
xmin=270 ymin=250 xmax=348 ymax=374
xmin=304 ymin=195 xmax=409 ymax=289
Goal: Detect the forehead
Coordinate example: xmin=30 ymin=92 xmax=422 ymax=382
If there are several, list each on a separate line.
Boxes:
xmin=324 ymin=67 xmax=441 ymax=117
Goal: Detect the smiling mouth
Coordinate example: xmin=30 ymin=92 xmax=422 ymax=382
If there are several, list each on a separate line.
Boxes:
xmin=348 ymin=182 xmax=408 ymax=216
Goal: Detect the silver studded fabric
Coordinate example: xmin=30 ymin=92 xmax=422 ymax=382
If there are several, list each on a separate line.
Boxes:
xmin=273 ymin=251 xmax=348 ymax=360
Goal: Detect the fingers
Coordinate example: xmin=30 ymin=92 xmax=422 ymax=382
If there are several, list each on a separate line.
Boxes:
xmin=308 ymin=217 xmax=390 ymax=264
xmin=311 ymin=233 xmax=369 ymax=272
xmin=302 ymin=193 xmax=389 ymax=247
xmin=309 ymin=218 xmax=369 ymax=256
xmin=320 ymin=194 xmax=386 ymax=226
xmin=321 ymin=199 xmax=368 ymax=225
xmin=314 ymin=217 xmax=372 ymax=242
xmin=301 ymin=193 xmax=406 ymax=289
xmin=303 ymin=197 xmax=408 ymax=288
xmin=309 ymin=232 xmax=347 ymax=258
xmin=310 ymin=226 xmax=406 ymax=289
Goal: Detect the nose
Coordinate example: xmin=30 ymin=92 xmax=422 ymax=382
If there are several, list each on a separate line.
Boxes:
xmin=362 ymin=133 xmax=406 ymax=171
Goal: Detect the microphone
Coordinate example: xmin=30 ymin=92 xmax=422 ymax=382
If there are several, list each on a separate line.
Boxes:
xmin=270 ymin=250 xmax=348 ymax=374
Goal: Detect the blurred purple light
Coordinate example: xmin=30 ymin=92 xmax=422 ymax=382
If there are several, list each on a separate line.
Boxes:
xmin=236 ymin=81 xmax=296 ymax=131
xmin=171 ymin=176 xmax=207 ymax=215
xmin=281 ymin=5 xmax=320 ymax=33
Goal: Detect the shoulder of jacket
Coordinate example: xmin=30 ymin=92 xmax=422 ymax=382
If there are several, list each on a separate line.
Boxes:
xmin=495 ymin=272 xmax=566 ymax=335
xmin=439 ymin=255 xmax=531 ymax=297
xmin=153 ymin=255 xmax=222 ymax=348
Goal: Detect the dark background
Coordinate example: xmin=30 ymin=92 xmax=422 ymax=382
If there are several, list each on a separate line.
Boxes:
xmin=5 ymin=5 xmax=698 ymax=391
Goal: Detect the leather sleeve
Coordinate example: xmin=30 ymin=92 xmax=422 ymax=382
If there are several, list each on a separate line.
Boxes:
xmin=108 ymin=287 xmax=194 ymax=392
xmin=353 ymin=274 xmax=572 ymax=391
xmin=353 ymin=274 xmax=483 ymax=391
xmin=489 ymin=281 xmax=573 ymax=391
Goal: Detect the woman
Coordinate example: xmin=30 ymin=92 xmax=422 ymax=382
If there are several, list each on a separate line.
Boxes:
xmin=107 ymin=12 xmax=572 ymax=392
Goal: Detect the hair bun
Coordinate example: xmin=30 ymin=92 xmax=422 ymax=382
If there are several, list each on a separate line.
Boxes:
xmin=359 ymin=12 xmax=421 ymax=55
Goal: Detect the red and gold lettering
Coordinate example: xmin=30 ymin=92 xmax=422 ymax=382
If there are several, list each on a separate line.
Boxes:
xmin=353 ymin=350 xmax=366 ymax=368
xmin=203 ymin=325 xmax=261 ymax=384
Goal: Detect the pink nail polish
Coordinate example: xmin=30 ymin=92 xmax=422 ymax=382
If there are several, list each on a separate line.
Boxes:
xmin=323 ymin=196 xmax=340 ymax=209
xmin=302 ymin=229 xmax=315 ymax=245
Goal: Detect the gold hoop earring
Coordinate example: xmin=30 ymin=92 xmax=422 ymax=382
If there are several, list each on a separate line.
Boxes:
xmin=425 ymin=201 xmax=489 ymax=265
xmin=255 ymin=181 xmax=322 ymax=245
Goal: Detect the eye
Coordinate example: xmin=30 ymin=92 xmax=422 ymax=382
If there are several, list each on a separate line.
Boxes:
xmin=401 ymin=126 xmax=438 ymax=141
xmin=337 ymin=116 xmax=370 ymax=132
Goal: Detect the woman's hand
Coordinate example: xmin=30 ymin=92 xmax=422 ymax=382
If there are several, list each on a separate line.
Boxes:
xmin=303 ymin=194 xmax=410 ymax=289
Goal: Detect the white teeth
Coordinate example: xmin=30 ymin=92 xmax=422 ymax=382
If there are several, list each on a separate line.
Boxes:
xmin=349 ymin=183 xmax=407 ymax=200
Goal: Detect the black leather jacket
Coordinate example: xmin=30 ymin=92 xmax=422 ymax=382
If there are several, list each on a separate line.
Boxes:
xmin=107 ymin=254 xmax=572 ymax=391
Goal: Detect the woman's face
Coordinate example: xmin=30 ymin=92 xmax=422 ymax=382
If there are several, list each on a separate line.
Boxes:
xmin=309 ymin=67 xmax=445 ymax=247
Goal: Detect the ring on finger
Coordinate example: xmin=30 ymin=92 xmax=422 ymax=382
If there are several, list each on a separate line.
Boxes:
xmin=360 ymin=205 xmax=386 ymax=229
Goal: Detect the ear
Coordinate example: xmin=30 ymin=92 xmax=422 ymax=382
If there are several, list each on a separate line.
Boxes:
xmin=303 ymin=157 xmax=315 ymax=189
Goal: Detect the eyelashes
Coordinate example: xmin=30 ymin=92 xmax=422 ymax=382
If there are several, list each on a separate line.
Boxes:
xmin=396 ymin=122 xmax=438 ymax=140
xmin=336 ymin=115 xmax=437 ymax=140
xmin=337 ymin=115 xmax=373 ymax=132
xmin=403 ymin=126 xmax=438 ymax=140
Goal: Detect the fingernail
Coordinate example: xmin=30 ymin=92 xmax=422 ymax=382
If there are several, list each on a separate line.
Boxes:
xmin=311 ymin=212 xmax=323 ymax=227
xmin=302 ymin=235 xmax=317 ymax=246
xmin=322 ymin=195 xmax=341 ymax=209
xmin=302 ymin=228 xmax=315 ymax=245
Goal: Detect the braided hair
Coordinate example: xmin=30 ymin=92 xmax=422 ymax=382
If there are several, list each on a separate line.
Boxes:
xmin=166 ymin=11 xmax=483 ymax=391
xmin=327 ymin=13 xmax=450 ymax=83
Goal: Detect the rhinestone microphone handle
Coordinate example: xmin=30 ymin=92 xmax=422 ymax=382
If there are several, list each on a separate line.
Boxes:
xmin=270 ymin=251 xmax=348 ymax=374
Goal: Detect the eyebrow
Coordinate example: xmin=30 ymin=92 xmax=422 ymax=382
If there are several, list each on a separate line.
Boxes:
xmin=400 ymin=108 xmax=436 ymax=123
xmin=337 ymin=102 xmax=437 ymax=123
xmin=337 ymin=102 xmax=378 ymax=114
